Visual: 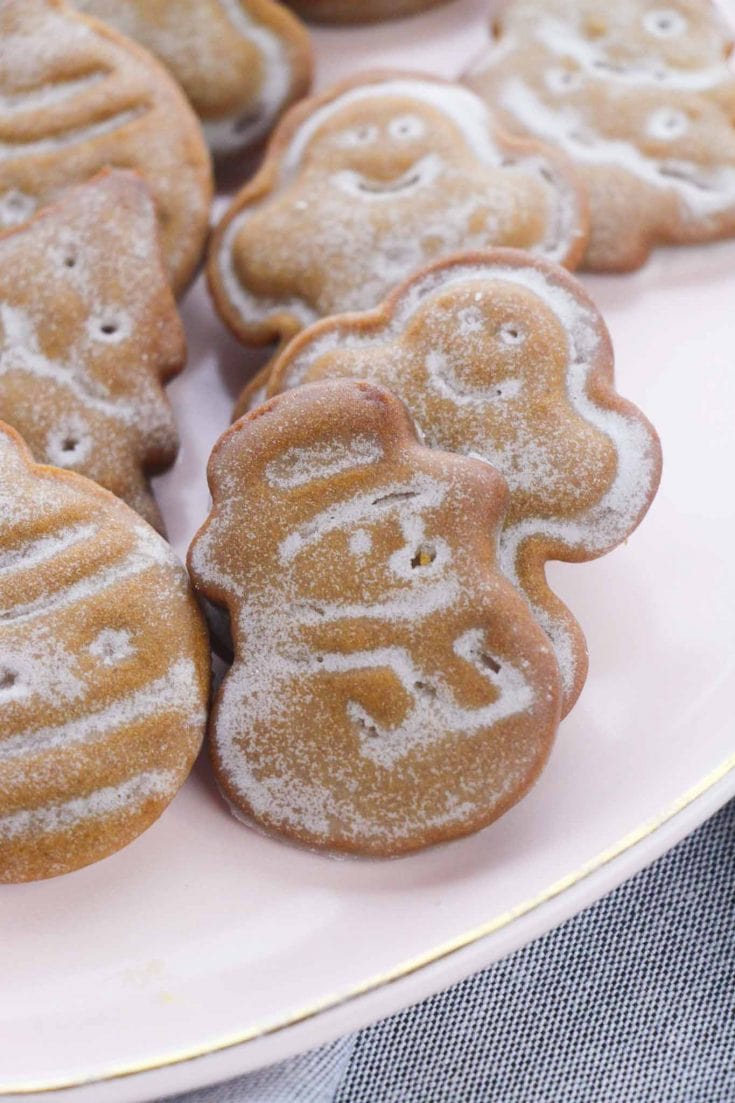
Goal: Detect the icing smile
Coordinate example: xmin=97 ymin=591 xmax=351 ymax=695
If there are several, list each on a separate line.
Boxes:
xmin=332 ymin=154 xmax=443 ymax=199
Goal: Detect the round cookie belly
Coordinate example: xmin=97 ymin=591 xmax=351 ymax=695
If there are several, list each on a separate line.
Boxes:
xmin=209 ymin=589 xmax=560 ymax=857
xmin=0 ymin=423 xmax=210 ymax=883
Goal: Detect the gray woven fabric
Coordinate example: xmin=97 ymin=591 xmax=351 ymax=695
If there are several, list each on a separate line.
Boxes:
xmin=167 ymin=799 xmax=734 ymax=1103
xmin=157 ymin=1037 xmax=355 ymax=1103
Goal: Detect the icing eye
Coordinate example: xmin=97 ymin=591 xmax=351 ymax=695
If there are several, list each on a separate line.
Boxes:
xmin=388 ymin=114 xmax=426 ymax=141
xmin=89 ymin=628 xmax=134 ymax=666
xmin=643 ymin=8 xmax=687 ymax=36
xmin=545 ymin=68 xmax=583 ymax=94
xmin=498 ymin=322 xmax=526 ymax=347
xmin=646 ymin=107 xmax=689 ymax=140
xmin=47 ymin=421 xmax=92 ymax=466
xmin=338 ymin=124 xmax=379 ymax=148
xmin=0 ymin=189 xmax=36 ymax=227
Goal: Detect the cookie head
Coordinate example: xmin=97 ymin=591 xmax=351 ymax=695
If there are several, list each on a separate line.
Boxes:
xmin=464 ymin=0 xmax=735 ymax=269
xmin=189 ymin=381 xmax=561 ymax=857
xmin=265 ymin=252 xmax=662 ymax=713
xmin=0 ymin=170 xmax=185 ymax=532
xmin=0 ymin=423 xmax=210 ymax=883
xmin=208 ymin=72 xmax=588 ymax=344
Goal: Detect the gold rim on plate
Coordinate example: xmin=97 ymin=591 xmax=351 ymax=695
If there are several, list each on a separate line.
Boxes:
xmin=4 ymin=750 xmax=734 ymax=1098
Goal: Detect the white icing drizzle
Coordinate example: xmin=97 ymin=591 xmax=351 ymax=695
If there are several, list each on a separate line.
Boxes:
xmin=0 ymin=769 xmax=178 ymax=841
xmin=0 ymin=522 xmax=98 ymax=575
xmin=0 ymin=71 xmax=106 ymax=114
xmin=533 ymin=16 xmax=731 ymax=90
xmin=0 ymin=659 xmax=203 ymax=761
xmin=0 ymin=107 xmax=146 ymax=162
xmin=342 ymin=634 xmax=532 ymax=768
xmin=265 ymin=434 xmax=383 ymax=489
xmin=0 ymin=522 xmax=173 ymax=624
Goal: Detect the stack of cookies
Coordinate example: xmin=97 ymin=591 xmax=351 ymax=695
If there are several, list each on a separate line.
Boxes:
xmin=6 ymin=0 xmax=732 ymax=878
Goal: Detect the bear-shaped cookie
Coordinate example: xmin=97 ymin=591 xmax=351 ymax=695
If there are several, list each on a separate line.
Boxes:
xmin=464 ymin=0 xmax=735 ymax=270
xmin=0 ymin=171 xmax=185 ymax=533
xmin=188 ymin=380 xmax=561 ymax=857
xmin=75 ymin=0 xmax=312 ymax=156
xmin=207 ymin=71 xmax=589 ymax=349
xmin=0 ymin=0 xmax=212 ymax=294
xmin=257 ymin=251 xmax=663 ymax=714
xmin=0 ymin=422 xmax=210 ymax=883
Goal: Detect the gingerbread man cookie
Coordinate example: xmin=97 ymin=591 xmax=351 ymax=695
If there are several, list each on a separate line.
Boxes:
xmin=75 ymin=0 xmax=312 ymax=157
xmin=0 ymin=423 xmax=210 ymax=883
xmin=285 ymin=0 xmax=451 ymax=23
xmin=0 ymin=171 xmax=185 ymax=533
xmin=188 ymin=380 xmax=561 ymax=857
xmin=464 ymin=0 xmax=735 ymax=270
xmin=207 ymin=71 xmax=589 ymax=349
xmin=258 ymin=251 xmax=663 ymax=713
xmin=0 ymin=0 xmax=212 ymax=294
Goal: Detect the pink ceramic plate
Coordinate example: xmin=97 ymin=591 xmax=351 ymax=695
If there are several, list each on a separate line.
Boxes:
xmin=2 ymin=2 xmax=735 ymax=1100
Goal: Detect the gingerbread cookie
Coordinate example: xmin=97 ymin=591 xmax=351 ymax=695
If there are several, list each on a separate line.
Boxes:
xmin=75 ymin=0 xmax=312 ymax=157
xmin=464 ymin=0 xmax=735 ymax=271
xmin=0 ymin=422 xmax=210 ymax=883
xmin=207 ymin=71 xmax=589 ymax=349
xmin=285 ymin=0 xmax=450 ymax=23
xmin=0 ymin=0 xmax=212 ymax=294
xmin=0 ymin=171 xmax=185 ymax=534
xmin=259 ymin=251 xmax=663 ymax=713
xmin=188 ymin=380 xmax=561 ymax=857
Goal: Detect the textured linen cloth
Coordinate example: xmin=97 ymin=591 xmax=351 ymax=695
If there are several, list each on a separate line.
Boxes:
xmin=163 ymin=798 xmax=734 ymax=1103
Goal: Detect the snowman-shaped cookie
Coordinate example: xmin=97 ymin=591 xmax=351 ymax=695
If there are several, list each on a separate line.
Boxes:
xmin=189 ymin=380 xmax=561 ymax=857
xmin=259 ymin=251 xmax=663 ymax=713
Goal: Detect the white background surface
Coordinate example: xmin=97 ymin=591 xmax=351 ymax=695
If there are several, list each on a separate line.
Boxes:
xmin=2 ymin=1 xmax=735 ymax=1100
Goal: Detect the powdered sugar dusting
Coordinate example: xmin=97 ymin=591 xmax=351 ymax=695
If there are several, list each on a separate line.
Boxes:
xmin=214 ymin=74 xmax=585 ymax=337
xmin=0 ymin=423 xmax=208 ymax=879
xmin=0 ymin=171 xmax=183 ymax=525
xmin=190 ymin=385 xmax=560 ymax=853
xmin=0 ymin=769 xmax=178 ymax=842
xmin=265 ymin=434 xmax=383 ymax=489
xmin=465 ymin=0 xmax=735 ymax=228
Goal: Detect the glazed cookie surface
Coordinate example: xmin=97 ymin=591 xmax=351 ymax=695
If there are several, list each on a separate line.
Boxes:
xmin=207 ymin=71 xmax=589 ymax=348
xmin=464 ymin=0 xmax=735 ymax=271
xmin=75 ymin=0 xmax=312 ymax=156
xmin=0 ymin=423 xmax=210 ymax=883
xmin=188 ymin=380 xmax=561 ymax=857
xmin=0 ymin=171 xmax=184 ymax=533
xmin=0 ymin=0 xmax=212 ymax=294
xmin=285 ymin=0 xmax=451 ymax=23
xmin=259 ymin=251 xmax=663 ymax=713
